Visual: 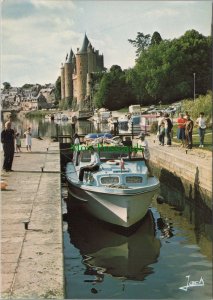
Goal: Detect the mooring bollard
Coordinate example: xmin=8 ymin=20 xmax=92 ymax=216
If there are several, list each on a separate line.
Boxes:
xmin=23 ymin=221 xmax=29 ymax=230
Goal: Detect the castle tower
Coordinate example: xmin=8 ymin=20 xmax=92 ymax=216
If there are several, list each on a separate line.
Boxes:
xmin=59 ymin=33 xmax=104 ymax=110
xmin=64 ymin=49 xmax=74 ymax=100
xmin=76 ymin=34 xmax=89 ymax=109
xmin=60 ymin=63 xmax=65 ymax=100
xmin=87 ymin=42 xmax=96 ymax=73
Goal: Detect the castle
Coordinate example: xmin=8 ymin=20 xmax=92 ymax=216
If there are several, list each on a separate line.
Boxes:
xmin=60 ymin=34 xmax=104 ymax=110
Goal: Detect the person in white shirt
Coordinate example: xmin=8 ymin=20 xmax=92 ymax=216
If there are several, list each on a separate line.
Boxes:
xmin=157 ymin=112 xmax=164 ymax=144
xmin=195 ymin=112 xmax=206 ymax=148
xmin=139 ymin=133 xmax=154 ymax=177
xmin=79 ymin=146 xmax=100 ymax=182
xmin=74 ymin=133 xmax=80 ymax=146
xmin=24 ymin=127 xmax=32 ymax=151
xmin=73 ymin=133 xmax=80 ymax=164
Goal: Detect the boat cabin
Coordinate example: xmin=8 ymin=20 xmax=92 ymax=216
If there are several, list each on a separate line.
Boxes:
xmin=74 ymin=147 xmax=148 ymax=187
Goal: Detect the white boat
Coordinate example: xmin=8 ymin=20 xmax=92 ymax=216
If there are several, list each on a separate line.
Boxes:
xmin=140 ymin=114 xmax=158 ymax=134
xmin=118 ymin=115 xmax=129 ymax=131
xmin=44 ymin=114 xmax=54 ymax=121
xmin=75 ymin=110 xmax=93 ymax=120
xmin=92 ymin=108 xmax=111 ymax=123
xmin=55 ymin=113 xmax=69 ymax=121
xmin=128 ymin=115 xmax=141 ymax=134
xmin=129 ymin=104 xmax=141 ymax=115
xmin=66 ymin=145 xmax=160 ymax=228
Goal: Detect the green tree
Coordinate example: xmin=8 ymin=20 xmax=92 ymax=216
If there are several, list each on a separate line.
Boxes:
xmin=128 ymin=29 xmax=212 ymax=103
xmin=128 ymin=32 xmax=151 ymax=57
xmin=55 ymin=76 xmax=61 ymax=100
xmin=22 ymin=83 xmax=34 ymax=89
xmin=94 ymin=65 xmax=135 ymax=110
xmin=151 ymin=31 xmax=162 ymax=45
xmin=3 ymin=82 xmax=11 ymax=90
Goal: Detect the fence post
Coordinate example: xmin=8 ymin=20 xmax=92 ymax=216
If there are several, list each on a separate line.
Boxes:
xmin=131 ymin=122 xmax=133 ymax=140
xmin=56 ymin=124 xmax=59 ymax=141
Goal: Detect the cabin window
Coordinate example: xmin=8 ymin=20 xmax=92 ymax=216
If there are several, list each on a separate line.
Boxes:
xmin=126 ymin=176 xmax=143 ymax=183
xmin=100 ymin=176 xmax=119 ymax=185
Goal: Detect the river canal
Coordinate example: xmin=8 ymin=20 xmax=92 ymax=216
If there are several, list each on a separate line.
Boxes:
xmin=8 ymin=115 xmax=213 ymax=299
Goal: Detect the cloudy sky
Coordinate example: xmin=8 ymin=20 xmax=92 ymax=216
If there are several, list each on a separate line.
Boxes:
xmin=1 ymin=0 xmax=212 ymax=87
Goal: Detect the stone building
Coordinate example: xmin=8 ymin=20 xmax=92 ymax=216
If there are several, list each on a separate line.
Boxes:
xmin=60 ymin=34 xmax=104 ymax=110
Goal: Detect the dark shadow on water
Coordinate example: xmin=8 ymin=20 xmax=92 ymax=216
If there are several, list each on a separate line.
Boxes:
xmin=154 ymin=167 xmax=212 ymax=241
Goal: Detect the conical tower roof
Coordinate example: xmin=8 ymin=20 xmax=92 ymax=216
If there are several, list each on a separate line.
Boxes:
xmin=79 ymin=33 xmax=90 ymax=54
xmin=67 ymin=49 xmax=74 ymax=63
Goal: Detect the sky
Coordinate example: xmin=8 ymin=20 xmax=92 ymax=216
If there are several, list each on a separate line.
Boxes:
xmin=1 ymin=0 xmax=212 ymax=87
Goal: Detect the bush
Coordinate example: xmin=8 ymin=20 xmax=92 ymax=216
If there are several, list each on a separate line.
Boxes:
xmin=181 ymin=91 xmax=212 ymax=124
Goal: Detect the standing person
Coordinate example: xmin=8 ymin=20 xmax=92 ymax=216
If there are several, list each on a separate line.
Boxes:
xmin=24 ymin=127 xmax=32 ymax=151
xmin=185 ymin=115 xmax=194 ymax=149
xmin=184 ymin=111 xmax=189 ymax=120
xmin=79 ymin=146 xmax=100 ymax=182
xmin=73 ymin=133 xmax=80 ymax=146
xmin=157 ymin=112 xmax=164 ymax=144
xmin=8 ymin=114 xmax=16 ymax=133
xmin=139 ymin=133 xmax=154 ymax=177
xmin=164 ymin=113 xmax=173 ymax=146
xmin=195 ymin=112 xmax=206 ymax=148
xmin=73 ymin=133 xmax=80 ymax=165
xmin=176 ymin=113 xmax=186 ymax=147
xmin=15 ymin=132 xmax=21 ymax=152
xmin=159 ymin=121 xmax=165 ymax=146
xmin=1 ymin=121 xmax=15 ymax=172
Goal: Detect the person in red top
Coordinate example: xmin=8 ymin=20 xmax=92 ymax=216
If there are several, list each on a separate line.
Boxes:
xmin=176 ymin=113 xmax=186 ymax=147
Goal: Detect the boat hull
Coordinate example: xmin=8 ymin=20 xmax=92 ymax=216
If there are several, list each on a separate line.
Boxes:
xmin=67 ymin=181 xmax=159 ymax=227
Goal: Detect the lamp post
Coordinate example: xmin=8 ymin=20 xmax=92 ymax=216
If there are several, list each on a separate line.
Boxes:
xmin=193 ymin=73 xmax=196 ymax=101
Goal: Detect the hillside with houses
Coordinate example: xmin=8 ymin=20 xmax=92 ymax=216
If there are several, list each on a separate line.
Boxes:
xmin=1 ymin=83 xmax=56 ymax=111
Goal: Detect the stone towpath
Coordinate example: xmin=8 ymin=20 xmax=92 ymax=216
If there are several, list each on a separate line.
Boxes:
xmin=1 ymin=138 xmax=64 ymax=299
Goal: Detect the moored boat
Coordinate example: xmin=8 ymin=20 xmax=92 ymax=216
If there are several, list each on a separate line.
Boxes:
xmin=66 ymin=143 xmax=160 ymax=228
xmin=140 ymin=114 xmax=158 ymax=134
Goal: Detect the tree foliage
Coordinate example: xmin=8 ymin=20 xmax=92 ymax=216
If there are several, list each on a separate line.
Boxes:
xmin=128 ymin=32 xmax=151 ymax=57
xmin=93 ymin=65 xmax=135 ymax=110
xmin=151 ymin=31 xmax=162 ymax=45
xmin=55 ymin=76 xmax=61 ymax=101
xmin=22 ymin=83 xmax=34 ymax=89
xmin=128 ymin=29 xmax=212 ymax=104
xmin=3 ymin=82 xmax=11 ymax=90
xmin=181 ymin=91 xmax=212 ymax=124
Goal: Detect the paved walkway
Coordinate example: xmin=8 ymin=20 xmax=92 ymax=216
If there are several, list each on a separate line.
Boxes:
xmin=1 ymin=138 xmax=64 ymax=299
xmin=146 ymin=134 xmax=212 ymax=168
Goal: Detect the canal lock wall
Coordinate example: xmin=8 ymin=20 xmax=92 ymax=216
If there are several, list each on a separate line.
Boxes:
xmin=147 ymin=139 xmax=212 ymax=211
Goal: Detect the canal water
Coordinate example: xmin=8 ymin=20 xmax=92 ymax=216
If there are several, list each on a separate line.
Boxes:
xmin=9 ymin=115 xmax=213 ymax=299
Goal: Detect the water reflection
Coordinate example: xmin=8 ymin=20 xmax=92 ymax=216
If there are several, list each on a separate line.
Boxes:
xmin=11 ymin=114 xmax=110 ymax=138
xmin=6 ymin=113 xmax=120 ymax=141
xmin=65 ymin=207 xmax=161 ymax=281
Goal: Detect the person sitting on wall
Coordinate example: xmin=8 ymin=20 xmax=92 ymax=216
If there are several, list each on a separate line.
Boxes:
xmin=79 ymin=146 xmax=100 ymax=182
